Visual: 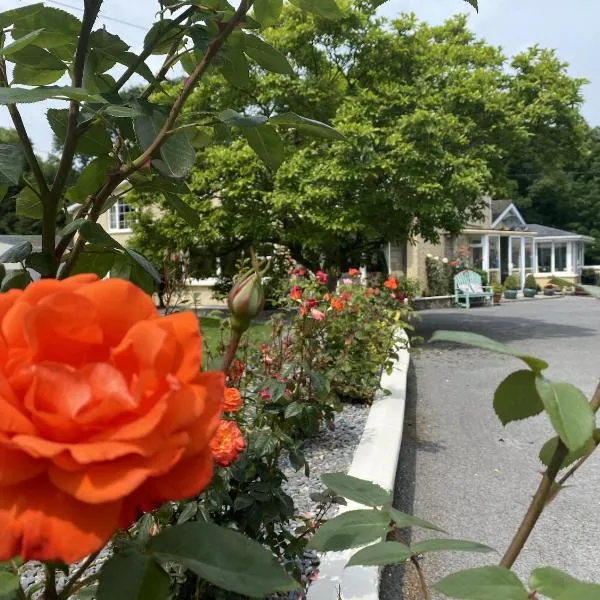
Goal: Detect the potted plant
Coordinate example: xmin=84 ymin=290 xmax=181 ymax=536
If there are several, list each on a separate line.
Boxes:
xmin=492 ymin=282 xmax=503 ymax=305
xmin=503 ymin=275 xmax=520 ymax=300
xmin=544 ymin=283 xmax=556 ymax=296
xmin=523 ymin=274 xmax=537 ymax=298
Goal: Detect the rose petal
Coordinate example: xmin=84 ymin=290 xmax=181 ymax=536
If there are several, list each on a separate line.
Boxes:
xmin=0 ymin=476 xmax=120 ymax=563
xmin=76 ymin=279 xmax=157 ymax=347
xmin=0 ymin=444 xmax=44 ymax=485
xmin=155 ymin=312 xmax=202 ymax=381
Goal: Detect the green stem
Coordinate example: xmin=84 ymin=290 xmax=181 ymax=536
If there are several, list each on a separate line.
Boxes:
xmin=223 ymin=330 xmax=243 ymax=375
xmin=43 ymin=565 xmax=58 ymax=600
xmin=58 ymin=550 xmax=101 ymax=600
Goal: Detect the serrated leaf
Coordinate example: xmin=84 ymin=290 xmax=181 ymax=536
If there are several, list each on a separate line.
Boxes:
xmin=144 ymin=20 xmax=185 ymax=55
xmin=0 ymin=145 xmax=24 ymax=185
xmin=529 ymin=567 xmax=600 ymax=599
xmin=0 ymin=4 xmax=44 ymax=29
xmin=385 ymin=507 xmax=446 ymax=533
xmin=15 ymin=187 xmax=42 ymax=218
xmin=321 ymin=473 xmax=390 ymax=508
xmin=66 ymin=156 xmax=116 ymax=202
xmin=1 ymin=29 xmax=45 ymax=56
xmin=97 ymin=547 xmax=170 ymax=600
xmin=430 ymin=331 xmax=548 ymax=372
xmin=253 ymin=0 xmax=283 ymax=26
xmin=346 ymin=542 xmax=412 ymax=567
xmin=12 ymin=64 xmax=65 ymax=85
xmin=0 ymin=571 xmax=19 ymax=595
xmin=308 ymin=509 xmax=390 ymax=552
xmin=270 ymin=112 xmax=344 ymax=140
xmin=0 ymin=86 xmax=105 ymax=105
xmin=2 ymin=269 xmax=32 ymax=291
xmin=435 ymin=566 xmax=529 ymax=600
xmin=411 ymin=539 xmax=495 ymax=556
xmin=149 ymin=522 xmax=298 ymax=597
xmin=8 ymin=45 xmax=65 ymax=70
xmin=535 ymin=378 xmax=594 ymax=452
xmin=217 ymin=108 xmax=267 ymax=128
xmin=493 ymin=370 xmax=544 ymax=425
xmin=243 ymin=33 xmax=293 ymax=76
xmin=243 ymin=124 xmax=284 ymax=170
xmin=11 ymin=5 xmax=80 ymax=49
xmin=0 ymin=240 xmax=32 ymax=263
xmin=288 ymin=0 xmax=343 ymax=19
xmin=538 ymin=435 xmax=595 ymax=470
xmin=47 ymin=108 xmax=113 ymax=156
xmin=284 ymin=402 xmax=304 ymax=419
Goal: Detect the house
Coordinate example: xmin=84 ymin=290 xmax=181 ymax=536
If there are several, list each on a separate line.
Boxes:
xmin=386 ymin=199 xmax=594 ymax=292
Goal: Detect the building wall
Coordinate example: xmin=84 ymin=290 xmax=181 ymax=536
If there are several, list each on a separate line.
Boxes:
xmin=406 ymin=236 xmax=445 ymax=292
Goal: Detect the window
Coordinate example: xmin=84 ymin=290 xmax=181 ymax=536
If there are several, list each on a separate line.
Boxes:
xmin=471 ymin=247 xmax=483 ymax=268
xmin=510 ymin=238 xmax=521 ymax=270
xmin=488 ymin=236 xmax=500 ymax=269
xmin=554 ymin=243 xmax=567 ymax=272
xmin=525 ymin=238 xmax=533 ymax=268
xmin=537 ymin=243 xmax=552 ymax=272
xmin=109 ymin=199 xmax=135 ymax=232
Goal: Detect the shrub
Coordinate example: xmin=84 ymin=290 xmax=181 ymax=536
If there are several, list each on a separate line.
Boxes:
xmin=524 ymin=274 xmax=537 ymax=289
xmin=426 ymin=256 xmax=451 ymax=296
xmin=503 ymin=274 xmax=520 ymax=290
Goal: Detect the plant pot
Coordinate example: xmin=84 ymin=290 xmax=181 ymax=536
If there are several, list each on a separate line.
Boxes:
xmin=543 ymin=289 xmax=555 ymax=296
xmin=493 ymin=292 xmax=502 ymax=305
xmin=504 ymin=290 xmax=518 ymax=300
xmin=523 ymin=288 xmax=536 ymax=298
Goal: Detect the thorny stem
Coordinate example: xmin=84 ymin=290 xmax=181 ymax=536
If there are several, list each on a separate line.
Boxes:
xmin=499 ymin=381 xmax=600 ymax=568
xmin=43 ymin=565 xmax=58 ymax=600
xmin=411 ymin=556 xmax=430 ymax=600
xmin=58 ymin=550 xmax=101 ymax=600
xmin=223 ymin=330 xmax=243 ymax=375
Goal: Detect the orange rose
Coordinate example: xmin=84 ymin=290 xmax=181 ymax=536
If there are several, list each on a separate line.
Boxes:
xmin=330 ymin=298 xmax=345 ymax=312
xmin=210 ymin=420 xmax=245 ymax=467
xmin=223 ymin=387 xmax=242 ymax=413
xmin=0 ymin=275 xmax=223 ymax=564
xmin=384 ymin=276 xmax=398 ymax=290
xmin=347 ymin=268 xmax=360 ymax=277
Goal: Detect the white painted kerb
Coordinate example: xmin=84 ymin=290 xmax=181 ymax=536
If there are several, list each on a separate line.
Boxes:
xmin=308 ymin=329 xmax=410 ymax=600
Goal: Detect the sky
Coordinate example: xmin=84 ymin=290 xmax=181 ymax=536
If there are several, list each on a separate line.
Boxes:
xmin=0 ymin=0 xmax=598 ymax=157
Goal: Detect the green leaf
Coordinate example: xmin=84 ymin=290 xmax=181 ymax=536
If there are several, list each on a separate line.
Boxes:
xmin=149 ymin=522 xmax=298 ymax=597
xmin=60 ymin=218 xmax=87 ymax=237
xmin=411 ymin=539 xmax=495 ymax=556
xmin=535 ymin=378 xmax=594 ymax=452
xmin=346 ymin=541 xmax=412 ymax=567
xmin=435 ymin=566 xmax=529 ymax=600
xmin=221 ymin=36 xmax=251 ymax=89
xmin=218 ymin=108 xmax=268 ymax=128
xmin=385 ymin=507 xmax=447 ymax=533
xmin=0 ymin=145 xmax=24 ymax=185
xmin=66 ymin=156 xmax=116 ymax=202
xmin=70 ymin=246 xmax=116 ymax=279
xmin=0 ymin=185 xmax=8 ymax=202
xmin=243 ymin=125 xmax=284 ymax=170
xmin=493 ymin=370 xmax=544 ymax=425
xmin=47 ymin=109 xmax=113 ymax=157
xmin=308 ymin=509 xmax=390 ymax=552
xmin=429 ymin=331 xmax=548 ymax=373
xmin=253 ymin=0 xmax=283 ymax=26
xmin=529 ymin=567 xmax=600 ymax=599
xmin=0 ymin=571 xmax=19 ymax=595
xmin=0 ymin=4 xmax=44 ymax=29
xmin=270 ymin=112 xmax=344 ymax=140
xmin=2 ymin=269 xmax=32 ymax=291
xmin=463 ymin=0 xmax=479 ymax=11
xmin=538 ymin=435 xmax=596 ymax=470
xmin=1 ymin=29 xmax=45 ymax=56
xmin=126 ymin=249 xmax=161 ymax=284
xmin=284 ymin=402 xmax=304 ymax=419
xmin=288 ymin=0 xmax=343 ymax=19
xmin=11 ymin=5 xmax=80 ymax=49
xmin=321 ymin=473 xmax=390 ymax=508
xmin=79 ymin=221 xmax=119 ymax=248
xmin=7 ymin=45 xmax=65 ymax=70
xmin=133 ymin=101 xmax=196 ymax=179
xmin=162 ymin=194 xmax=201 ymax=227
xmin=243 ymin=33 xmax=293 ymax=76
xmin=0 ymin=86 xmax=105 ymax=105
xmin=0 ymin=240 xmax=32 ymax=263
xmin=97 ymin=548 xmax=170 ymax=600
xmin=144 ymin=20 xmax=185 ymax=55
xmin=12 ymin=64 xmax=65 ymax=85
xmin=25 ymin=252 xmax=54 ymax=276
xmin=15 ymin=187 xmax=42 ymax=218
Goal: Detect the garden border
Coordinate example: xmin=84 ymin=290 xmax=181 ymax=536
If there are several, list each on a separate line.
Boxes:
xmin=308 ymin=328 xmax=410 ymax=600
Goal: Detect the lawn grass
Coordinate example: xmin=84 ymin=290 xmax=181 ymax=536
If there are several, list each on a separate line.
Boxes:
xmin=199 ymin=316 xmax=273 ymax=358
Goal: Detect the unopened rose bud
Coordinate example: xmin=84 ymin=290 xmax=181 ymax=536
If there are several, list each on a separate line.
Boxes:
xmin=228 ymin=271 xmax=265 ymax=334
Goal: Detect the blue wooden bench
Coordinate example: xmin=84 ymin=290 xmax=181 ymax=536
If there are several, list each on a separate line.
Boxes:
xmin=454 ymin=270 xmax=493 ymax=309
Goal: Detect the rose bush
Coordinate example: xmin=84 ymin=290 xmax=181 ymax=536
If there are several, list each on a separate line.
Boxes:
xmin=0 ymin=275 xmax=224 ymax=564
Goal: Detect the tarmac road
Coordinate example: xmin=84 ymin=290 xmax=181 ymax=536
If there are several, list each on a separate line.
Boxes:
xmin=381 ymin=296 xmax=600 ymax=599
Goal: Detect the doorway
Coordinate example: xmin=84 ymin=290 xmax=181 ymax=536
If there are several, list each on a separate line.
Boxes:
xmin=500 ymin=237 xmax=509 ymax=282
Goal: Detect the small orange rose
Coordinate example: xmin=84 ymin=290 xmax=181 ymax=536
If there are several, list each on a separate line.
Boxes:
xmin=384 ymin=276 xmax=398 ymax=290
xmin=347 ymin=268 xmax=360 ymax=277
xmin=223 ymin=387 xmax=242 ymax=413
xmin=0 ymin=275 xmax=223 ymax=564
xmin=330 ymin=298 xmax=345 ymax=312
xmin=210 ymin=420 xmax=245 ymax=467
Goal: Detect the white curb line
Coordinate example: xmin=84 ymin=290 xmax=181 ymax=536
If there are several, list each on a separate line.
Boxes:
xmin=308 ymin=329 xmax=410 ymax=600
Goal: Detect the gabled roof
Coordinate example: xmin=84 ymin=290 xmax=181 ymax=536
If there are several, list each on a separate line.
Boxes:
xmin=491 ymin=201 xmax=526 ymax=229
xmin=491 ymin=200 xmax=512 ymax=222
xmin=526 ymin=224 xmax=594 ymax=241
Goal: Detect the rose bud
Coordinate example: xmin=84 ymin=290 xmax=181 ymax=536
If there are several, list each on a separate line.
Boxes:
xmin=228 ymin=271 xmax=265 ymax=334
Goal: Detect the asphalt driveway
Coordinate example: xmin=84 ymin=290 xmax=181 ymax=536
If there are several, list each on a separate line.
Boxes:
xmin=381 ymin=296 xmax=600 ymax=599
